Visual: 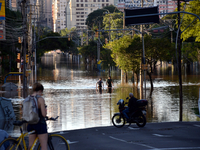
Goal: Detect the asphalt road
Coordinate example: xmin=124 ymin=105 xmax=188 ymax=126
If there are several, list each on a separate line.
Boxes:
xmin=54 ymin=121 xmax=200 ymax=150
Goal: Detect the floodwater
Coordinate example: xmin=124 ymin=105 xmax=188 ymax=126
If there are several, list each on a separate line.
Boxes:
xmin=2 ymin=53 xmax=200 ymax=136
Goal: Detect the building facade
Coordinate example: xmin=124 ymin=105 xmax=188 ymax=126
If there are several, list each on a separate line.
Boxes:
xmin=67 ymin=0 xmax=114 ymax=30
xmin=52 ymin=0 xmax=68 ymax=32
xmin=115 ymin=0 xmax=176 ymax=18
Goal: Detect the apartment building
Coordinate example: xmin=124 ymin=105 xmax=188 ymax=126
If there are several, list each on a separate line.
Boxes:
xmin=67 ymin=0 xmax=114 ymax=30
xmin=37 ymin=0 xmax=53 ymax=30
xmin=116 ymin=0 xmax=154 ymax=11
xmin=116 ymin=0 xmax=176 ymax=18
xmin=155 ymin=0 xmax=176 ymax=17
xmin=52 ymin=0 xmax=68 ymax=32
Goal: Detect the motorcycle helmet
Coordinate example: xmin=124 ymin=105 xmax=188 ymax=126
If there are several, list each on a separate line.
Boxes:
xmin=117 ymin=99 xmax=124 ymax=105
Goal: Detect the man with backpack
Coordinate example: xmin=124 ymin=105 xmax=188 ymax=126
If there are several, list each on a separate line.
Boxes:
xmin=23 ymin=83 xmax=48 ymax=150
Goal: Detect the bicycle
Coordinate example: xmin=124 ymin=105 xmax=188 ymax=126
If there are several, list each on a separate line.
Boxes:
xmin=0 ymin=116 xmax=70 ymax=150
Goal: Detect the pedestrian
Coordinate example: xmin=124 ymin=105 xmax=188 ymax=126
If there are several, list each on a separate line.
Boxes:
xmin=27 ymin=83 xmax=47 ymax=150
xmin=96 ymin=78 xmax=104 ymax=89
xmin=122 ymin=93 xmax=138 ymax=122
xmin=106 ymin=76 xmax=113 ymax=88
xmin=0 ymin=129 xmax=9 ymax=150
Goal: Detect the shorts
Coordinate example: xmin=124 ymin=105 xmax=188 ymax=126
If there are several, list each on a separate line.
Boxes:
xmin=27 ymin=122 xmax=47 ymax=135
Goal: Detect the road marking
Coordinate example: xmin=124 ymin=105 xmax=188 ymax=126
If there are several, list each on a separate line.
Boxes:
xmin=59 ymin=131 xmax=69 ymax=134
xmin=128 ymin=127 xmax=140 ymax=130
xmin=102 ymin=133 xmax=105 ymax=135
xmin=67 ymin=140 xmax=79 ymax=144
xmin=149 ymin=147 xmax=200 ymax=150
xmin=153 ymin=134 xmax=172 ymax=137
xmin=194 ymin=124 xmax=200 ymax=128
xmin=109 ymin=136 xmax=156 ymax=149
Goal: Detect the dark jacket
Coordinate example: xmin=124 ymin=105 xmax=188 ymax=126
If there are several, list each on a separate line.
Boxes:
xmin=128 ymin=96 xmax=138 ymax=112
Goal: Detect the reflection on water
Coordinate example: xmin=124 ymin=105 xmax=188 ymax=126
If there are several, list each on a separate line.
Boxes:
xmin=3 ymin=53 xmax=200 ymax=136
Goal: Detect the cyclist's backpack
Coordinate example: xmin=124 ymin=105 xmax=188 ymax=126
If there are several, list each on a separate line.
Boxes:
xmin=22 ymin=95 xmax=40 ymax=124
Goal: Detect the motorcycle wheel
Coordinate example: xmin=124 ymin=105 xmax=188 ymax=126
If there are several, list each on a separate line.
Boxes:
xmin=112 ymin=114 xmax=125 ymax=128
xmin=136 ymin=114 xmax=146 ymax=127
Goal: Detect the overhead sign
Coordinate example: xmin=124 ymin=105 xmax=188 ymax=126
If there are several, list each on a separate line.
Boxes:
xmin=125 ymin=6 xmax=159 ymax=26
xmin=0 ymin=0 xmax=5 ymax=20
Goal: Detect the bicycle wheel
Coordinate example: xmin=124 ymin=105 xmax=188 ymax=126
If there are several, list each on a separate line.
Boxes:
xmin=0 ymin=138 xmax=23 ymax=150
xmin=37 ymin=134 xmax=70 ymax=150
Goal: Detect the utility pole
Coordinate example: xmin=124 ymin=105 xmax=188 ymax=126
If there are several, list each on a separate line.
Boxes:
xmin=178 ymin=0 xmax=183 ymax=122
xmin=21 ymin=0 xmax=27 ymax=98
xmin=140 ymin=0 xmax=144 ymax=99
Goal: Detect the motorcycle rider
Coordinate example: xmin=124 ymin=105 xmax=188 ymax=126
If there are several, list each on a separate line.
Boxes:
xmin=122 ymin=93 xmax=138 ymax=122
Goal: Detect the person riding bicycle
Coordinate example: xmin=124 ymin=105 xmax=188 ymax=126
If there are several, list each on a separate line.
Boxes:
xmin=122 ymin=93 xmax=138 ymax=122
xmin=27 ymin=83 xmax=48 ymax=150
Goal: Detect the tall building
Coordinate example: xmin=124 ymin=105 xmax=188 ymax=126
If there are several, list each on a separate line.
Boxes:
xmin=116 ymin=0 xmax=154 ymax=11
xmin=67 ymin=0 xmax=114 ymax=30
xmin=116 ymin=0 xmax=176 ymax=18
xmin=5 ymin=0 xmax=20 ymax=11
xmin=38 ymin=0 xmax=53 ymax=30
xmin=155 ymin=0 xmax=176 ymax=18
xmin=52 ymin=0 xmax=67 ymax=32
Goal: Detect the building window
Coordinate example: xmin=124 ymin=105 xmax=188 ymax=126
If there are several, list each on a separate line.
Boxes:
xmin=106 ymin=4 xmax=109 ymax=6
xmin=76 ymin=19 xmax=79 ymax=21
xmin=81 ymin=0 xmax=83 ymax=2
xmin=102 ymin=4 xmax=104 ymax=7
xmin=102 ymin=0 xmax=104 ymax=1
xmin=81 ymin=12 xmax=84 ymax=14
xmin=106 ymin=0 xmax=109 ymax=2
xmin=85 ymin=0 xmax=88 ymax=2
xmin=85 ymin=4 xmax=88 ymax=7
xmin=93 ymin=0 xmax=96 ymax=2
xmin=77 ymin=4 xmax=79 ymax=7
xmin=98 ymin=0 xmax=100 ymax=2
xmin=81 ymin=16 xmax=84 ymax=18
xmin=81 ymin=4 xmax=84 ymax=7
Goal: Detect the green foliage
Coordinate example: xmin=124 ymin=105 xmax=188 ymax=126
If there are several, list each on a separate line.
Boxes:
xmin=86 ymin=5 xmax=120 ymax=30
xmin=60 ymin=27 xmax=76 ymax=36
xmin=182 ymin=42 xmax=200 ymax=63
xmin=180 ymin=0 xmax=200 ymax=42
xmin=103 ymin=12 xmax=123 ymax=41
xmin=37 ymin=31 xmax=77 ymax=62
xmin=104 ymin=34 xmax=175 ymax=73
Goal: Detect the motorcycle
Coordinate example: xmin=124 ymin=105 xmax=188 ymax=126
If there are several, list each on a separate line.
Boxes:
xmin=112 ymin=98 xmax=148 ymax=128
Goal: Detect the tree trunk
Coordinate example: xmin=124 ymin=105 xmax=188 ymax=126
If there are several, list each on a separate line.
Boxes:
xmin=147 ymin=70 xmax=153 ymax=97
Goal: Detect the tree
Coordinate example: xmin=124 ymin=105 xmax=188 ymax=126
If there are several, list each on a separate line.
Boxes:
xmin=86 ymin=5 xmax=120 ymax=30
xmin=0 ymin=8 xmax=22 ymax=75
xmin=180 ymin=0 xmax=200 ymax=42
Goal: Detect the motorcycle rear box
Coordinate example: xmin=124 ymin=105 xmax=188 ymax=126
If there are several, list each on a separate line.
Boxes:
xmin=136 ymin=99 xmax=148 ymax=106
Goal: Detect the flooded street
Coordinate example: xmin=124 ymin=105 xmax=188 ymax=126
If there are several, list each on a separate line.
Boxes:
xmin=2 ymin=53 xmax=200 ymax=136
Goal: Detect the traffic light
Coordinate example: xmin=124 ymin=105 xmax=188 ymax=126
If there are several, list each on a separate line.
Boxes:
xmin=105 ymin=38 xmax=108 ymax=44
xmin=18 ymin=37 xmax=22 ymax=43
xmin=95 ymin=29 xmax=98 ymax=38
xmin=26 ymin=54 xmax=29 ymax=63
xmin=17 ymin=53 xmax=20 ymax=59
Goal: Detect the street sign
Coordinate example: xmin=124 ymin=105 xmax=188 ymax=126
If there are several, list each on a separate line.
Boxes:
xmin=0 ymin=0 xmax=6 ymax=40
xmin=125 ymin=6 xmax=159 ymax=26
xmin=142 ymin=64 xmax=148 ymax=70
xmin=0 ymin=0 xmax=5 ymax=20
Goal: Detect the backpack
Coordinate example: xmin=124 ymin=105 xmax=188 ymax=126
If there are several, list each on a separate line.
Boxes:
xmin=22 ymin=95 xmax=40 ymax=124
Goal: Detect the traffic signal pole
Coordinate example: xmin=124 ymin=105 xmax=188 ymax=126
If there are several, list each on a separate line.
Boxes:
xmin=21 ymin=0 xmax=28 ymax=98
